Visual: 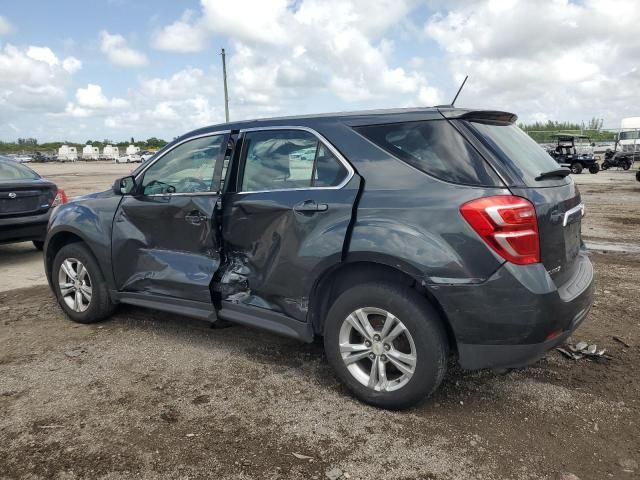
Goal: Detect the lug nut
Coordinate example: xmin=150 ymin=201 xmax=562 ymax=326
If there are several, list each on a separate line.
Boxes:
xmin=365 ymin=341 xmax=372 ymax=347
xmin=384 ymin=344 xmax=390 ymax=351
xmin=380 ymin=354 xmax=387 ymax=361
xmin=368 ymin=353 xmax=375 ymax=360
xmin=373 ymin=334 xmax=381 ymax=342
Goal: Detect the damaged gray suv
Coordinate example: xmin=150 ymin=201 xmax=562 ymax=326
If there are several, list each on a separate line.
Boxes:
xmin=45 ymin=107 xmax=594 ymax=409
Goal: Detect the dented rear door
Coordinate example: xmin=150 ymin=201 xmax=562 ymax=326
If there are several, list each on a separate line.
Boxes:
xmin=215 ymin=127 xmax=360 ymax=322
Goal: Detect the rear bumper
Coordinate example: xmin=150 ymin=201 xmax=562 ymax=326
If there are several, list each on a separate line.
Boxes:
xmin=0 ymin=212 xmax=50 ymax=244
xmin=433 ymin=249 xmax=594 ymax=370
xmin=457 ymin=303 xmax=590 ymax=369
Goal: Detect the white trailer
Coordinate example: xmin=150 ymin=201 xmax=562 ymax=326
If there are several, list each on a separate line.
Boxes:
xmin=618 ymin=117 xmax=640 ymax=156
xmin=58 ymin=145 xmax=78 ymax=162
xmin=126 ymin=145 xmax=140 ymax=156
xmin=102 ymin=145 xmax=120 ymax=160
xmin=82 ymin=145 xmax=100 ymax=160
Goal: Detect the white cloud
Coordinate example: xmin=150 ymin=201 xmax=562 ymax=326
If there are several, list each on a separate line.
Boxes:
xmin=152 ymin=10 xmax=209 ymax=52
xmin=150 ymin=0 xmax=443 ymax=116
xmin=0 ymin=16 xmax=12 ymax=35
xmin=424 ymin=0 xmax=640 ymax=123
xmin=0 ymin=44 xmax=79 ymax=112
xmin=99 ymin=30 xmax=147 ymax=67
xmin=62 ymin=56 xmax=82 ymax=73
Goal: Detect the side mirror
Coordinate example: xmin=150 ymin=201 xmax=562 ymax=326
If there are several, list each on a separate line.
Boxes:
xmin=113 ymin=176 xmax=136 ymax=195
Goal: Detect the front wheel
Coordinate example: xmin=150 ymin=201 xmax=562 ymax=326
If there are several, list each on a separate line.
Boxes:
xmin=52 ymin=243 xmax=116 ymax=324
xmin=570 ymin=162 xmax=583 ymax=174
xmin=589 ymin=164 xmax=599 ymax=174
xmin=324 ymin=282 xmax=448 ymax=410
xmin=601 ymin=161 xmax=610 ymax=170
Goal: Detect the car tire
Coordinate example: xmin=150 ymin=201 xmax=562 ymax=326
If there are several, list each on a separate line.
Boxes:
xmin=324 ymin=282 xmax=448 ymax=410
xmin=33 ymin=240 xmax=44 ymax=251
xmin=52 ymin=243 xmax=116 ymax=324
xmin=570 ymin=162 xmax=583 ymax=174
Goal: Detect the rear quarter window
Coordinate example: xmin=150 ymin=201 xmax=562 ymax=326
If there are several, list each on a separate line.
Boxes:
xmin=354 ymin=120 xmax=502 ymax=186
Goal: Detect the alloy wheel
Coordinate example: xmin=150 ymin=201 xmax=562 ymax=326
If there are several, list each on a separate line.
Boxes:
xmin=339 ymin=307 xmax=417 ymax=392
xmin=58 ymin=258 xmax=92 ymax=312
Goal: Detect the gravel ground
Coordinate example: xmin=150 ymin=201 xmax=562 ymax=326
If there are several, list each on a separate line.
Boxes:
xmin=0 ymin=163 xmax=639 ymax=479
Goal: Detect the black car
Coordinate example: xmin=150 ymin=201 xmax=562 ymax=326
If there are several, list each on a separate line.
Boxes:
xmin=0 ymin=156 xmax=67 ymax=250
xmin=44 ymin=108 xmax=594 ymax=409
xmin=547 ymin=134 xmax=599 ymax=174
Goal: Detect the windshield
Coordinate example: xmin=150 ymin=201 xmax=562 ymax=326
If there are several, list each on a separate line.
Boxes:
xmin=467 ymin=121 xmax=565 ymax=185
xmin=619 ymin=130 xmax=640 ymax=141
xmin=0 ymin=159 xmax=40 ymax=180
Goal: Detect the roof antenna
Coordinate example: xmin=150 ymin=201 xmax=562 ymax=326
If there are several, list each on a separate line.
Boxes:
xmin=450 ymin=75 xmax=468 ymax=107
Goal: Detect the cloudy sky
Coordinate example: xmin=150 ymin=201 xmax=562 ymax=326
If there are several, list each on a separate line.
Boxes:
xmin=1 ymin=0 xmax=639 ymax=142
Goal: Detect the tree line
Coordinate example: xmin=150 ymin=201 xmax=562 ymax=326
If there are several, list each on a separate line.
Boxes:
xmin=519 ymin=117 xmax=617 ymax=143
xmin=0 ymin=137 xmax=169 ymax=154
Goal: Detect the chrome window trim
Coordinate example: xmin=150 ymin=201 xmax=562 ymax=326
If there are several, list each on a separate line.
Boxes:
xmin=236 ymin=125 xmax=355 ymax=194
xmin=133 ymin=130 xmax=230 ymax=197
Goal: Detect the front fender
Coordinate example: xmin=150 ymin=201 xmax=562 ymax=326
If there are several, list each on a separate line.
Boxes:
xmin=45 ymin=193 xmax=121 ymax=290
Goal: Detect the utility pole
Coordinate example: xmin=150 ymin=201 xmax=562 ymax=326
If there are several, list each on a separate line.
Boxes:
xmin=221 ymin=48 xmax=229 ymax=122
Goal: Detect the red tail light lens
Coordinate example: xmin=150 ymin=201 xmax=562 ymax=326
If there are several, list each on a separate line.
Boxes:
xmin=50 ymin=189 xmax=68 ymax=208
xmin=460 ymin=195 xmax=540 ymax=265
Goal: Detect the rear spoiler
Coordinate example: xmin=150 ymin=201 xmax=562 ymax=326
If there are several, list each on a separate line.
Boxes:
xmin=438 ymin=109 xmax=518 ymax=124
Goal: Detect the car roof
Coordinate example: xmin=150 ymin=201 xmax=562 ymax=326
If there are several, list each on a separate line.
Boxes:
xmin=180 ymin=106 xmax=517 ymax=139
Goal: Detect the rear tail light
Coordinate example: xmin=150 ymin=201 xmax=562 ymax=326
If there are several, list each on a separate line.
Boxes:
xmin=460 ymin=195 xmax=540 ymax=265
xmin=50 ymin=189 xmax=68 ymax=208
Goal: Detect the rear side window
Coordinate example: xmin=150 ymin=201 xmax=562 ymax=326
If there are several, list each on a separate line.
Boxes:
xmin=355 ymin=120 xmax=502 ymax=186
xmin=240 ymin=130 xmax=349 ymax=192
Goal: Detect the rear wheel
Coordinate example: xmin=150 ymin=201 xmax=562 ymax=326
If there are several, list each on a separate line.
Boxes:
xmin=601 ymin=161 xmax=610 ymax=170
xmin=589 ymin=164 xmax=599 ymax=174
xmin=570 ymin=162 xmax=583 ymax=174
xmin=52 ymin=243 xmax=116 ymax=324
xmin=636 ymin=171 xmax=640 ymax=182
xmin=623 ymin=161 xmax=631 ymax=171
xmin=324 ymin=282 xmax=448 ymax=410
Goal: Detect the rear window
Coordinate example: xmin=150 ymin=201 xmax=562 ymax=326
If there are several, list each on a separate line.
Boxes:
xmin=0 ymin=160 xmax=40 ymax=180
xmin=355 ymin=120 xmax=502 ymax=186
xmin=467 ymin=121 xmax=565 ymax=185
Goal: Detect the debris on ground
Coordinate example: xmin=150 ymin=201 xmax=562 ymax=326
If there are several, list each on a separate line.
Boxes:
xmin=556 ymin=342 xmax=610 ymax=360
xmin=612 ymin=335 xmax=631 ymax=348
xmin=291 ymin=452 xmax=313 ymax=460
xmin=325 ymin=467 xmax=343 ymax=480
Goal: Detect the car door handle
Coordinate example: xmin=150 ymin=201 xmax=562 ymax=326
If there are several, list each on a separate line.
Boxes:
xmin=293 ymin=200 xmax=328 ymax=213
xmin=185 ymin=211 xmax=208 ymax=225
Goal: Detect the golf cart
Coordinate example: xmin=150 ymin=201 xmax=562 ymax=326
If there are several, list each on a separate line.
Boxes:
xmin=547 ymin=134 xmax=599 ymax=174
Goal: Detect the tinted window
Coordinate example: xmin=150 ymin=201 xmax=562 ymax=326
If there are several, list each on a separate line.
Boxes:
xmin=240 ymin=130 xmax=348 ymax=192
xmin=468 ymin=121 xmax=565 ymax=185
xmin=142 ymin=135 xmax=223 ymax=195
xmin=355 ymin=120 xmax=501 ymax=186
xmin=0 ymin=160 xmax=40 ymax=180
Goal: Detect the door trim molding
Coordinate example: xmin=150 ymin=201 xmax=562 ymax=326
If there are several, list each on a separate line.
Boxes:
xmin=114 ymin=291 xmax=217 ymax=322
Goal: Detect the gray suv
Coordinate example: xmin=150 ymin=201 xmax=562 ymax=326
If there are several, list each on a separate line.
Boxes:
xmin=44 ymin=107 xmax=594 ymax=409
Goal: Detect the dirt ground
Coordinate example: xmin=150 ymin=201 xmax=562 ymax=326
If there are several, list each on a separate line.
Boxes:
xmin=1 ymin=163 xmax=639 ymax=480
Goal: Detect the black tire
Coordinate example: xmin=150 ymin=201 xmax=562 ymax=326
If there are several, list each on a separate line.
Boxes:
xmin=324 ymin=282 xmax=448 ymax=410
xmin=52 ymin=243 xmax=116 ymax=324
xmin=32 ymin=240 xmax=44 ymax=251
xmin=570 ymin=162 xmax=583 ymax=174
xmin=601 ymin=162 xmax=610 ymax=170
xmin=623 ymin=161 xmax=631 ymax=171
xmin=589 ymin=164 xmax=599 ymax=174
xmin=636 ymin=171 xmax=640 ymax=182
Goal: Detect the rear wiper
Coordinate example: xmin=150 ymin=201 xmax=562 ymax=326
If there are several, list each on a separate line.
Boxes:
xmin=535 ymin=168 xmax=571 ymax=181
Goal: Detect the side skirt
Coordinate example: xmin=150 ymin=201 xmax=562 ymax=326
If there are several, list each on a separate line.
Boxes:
xmin=111 ymin=291 xmax=314 ymax=343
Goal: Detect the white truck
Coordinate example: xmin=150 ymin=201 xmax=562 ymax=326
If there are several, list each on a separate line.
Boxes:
xmin=602 ymin=117 xmax=640 ymax=171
